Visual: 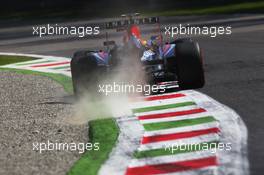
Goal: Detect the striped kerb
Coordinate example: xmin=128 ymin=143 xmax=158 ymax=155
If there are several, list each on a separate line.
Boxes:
xmin=134 ymin=141 xmax=219 ymax=158
xmin=30 ymin=61 xmax=70 ymax=68
xmin=125 ymin=156 xmax=217 ymax=175
xmin=51 ymin=65 xmax=71 ymax=70
xmin=15 ymin=60 xmax=53 ymax=66
xmin=143 ymin=116 xmax=217 ymax=131
xmin=126 ymin=91 xmax=220 ymax=175
xmin=143 ymin=93 xmax=185 ymax=101
xmin=132 ymin=101 xmax=196 ymax=113
xmin=138 ymin=108 xmax=206 ymax=120
xmin=141 ymin=127 xmax=220 ymax=144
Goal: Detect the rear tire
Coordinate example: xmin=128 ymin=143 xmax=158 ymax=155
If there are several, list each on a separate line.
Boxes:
xmin=174 ymin=40 xmax=205 ymax=89
xmin=71 ymin=51 xmax=106 ymax=97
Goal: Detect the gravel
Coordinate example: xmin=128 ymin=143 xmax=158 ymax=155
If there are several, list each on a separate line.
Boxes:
xmin=0 ymin=71 xmax=88 ymax=175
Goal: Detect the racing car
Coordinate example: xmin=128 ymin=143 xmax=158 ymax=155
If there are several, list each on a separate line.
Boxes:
xmin=70 ymin=13 xmax=205 ymax=96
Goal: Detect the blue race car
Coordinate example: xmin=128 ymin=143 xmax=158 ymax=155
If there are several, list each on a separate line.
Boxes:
xmin=70 ymin=14 xmax=204 ymax=96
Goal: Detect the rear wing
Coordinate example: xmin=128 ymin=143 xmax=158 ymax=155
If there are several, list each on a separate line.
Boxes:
xmin=105 ymin=17 xmax=159 ymax=29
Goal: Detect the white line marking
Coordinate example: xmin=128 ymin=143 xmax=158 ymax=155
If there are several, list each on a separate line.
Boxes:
xmin=134 ymin=105 xmax=198 ymax=116
xmin=159 ymin=166 xmax=217 ymax=175
xmin=138 ymin=133 xmax=220 ymax=151
xmin=130 ymin=96 xmax=191 ymax=109
xmin=144 ymin=121 xmax=219 ymax=137
xmin=139 ymin=111 xmax=212 ymax=124
xmin=129 ymin=149 xmax=215 ymax=167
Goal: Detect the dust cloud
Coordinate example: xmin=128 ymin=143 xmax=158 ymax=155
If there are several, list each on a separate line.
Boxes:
xmin=67 ymin=50 xmax=146 ymax=125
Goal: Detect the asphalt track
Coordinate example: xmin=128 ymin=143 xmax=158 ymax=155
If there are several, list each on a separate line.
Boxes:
xmin=0 ymin=15 xmax=263 ymax=175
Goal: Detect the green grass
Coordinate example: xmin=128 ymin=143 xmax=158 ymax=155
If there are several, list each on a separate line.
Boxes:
xmin=132 ymin=102 xmax=196 ymax=113
xmin=143 ymin=116 xmax=217 ymax=131
xmin=134 ymin=141 xmax=218 ymax=159
xmin=67 ymin=118 xmax=119 ymax=175
xmin=0 ymin=55 xmax=37 ymax=66
xmin=146 ymin=1 xmax=264 ymax=16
